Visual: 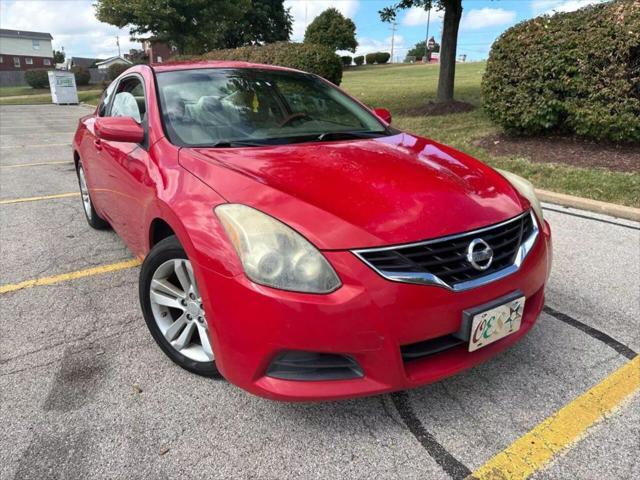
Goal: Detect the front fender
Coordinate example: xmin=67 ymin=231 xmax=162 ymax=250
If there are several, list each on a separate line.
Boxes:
xmin=143 ymin=164 xmax=242 ymax=280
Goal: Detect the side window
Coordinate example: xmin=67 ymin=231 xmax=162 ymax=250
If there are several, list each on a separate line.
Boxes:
xmin=98 ymin=81 xmax=116 ymax=117
xmin=110 ymin=76 xmax=147 ymax=124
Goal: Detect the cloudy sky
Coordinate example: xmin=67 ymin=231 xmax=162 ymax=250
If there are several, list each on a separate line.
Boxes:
xmin=0 ymin=0 xmax=606 ymax=61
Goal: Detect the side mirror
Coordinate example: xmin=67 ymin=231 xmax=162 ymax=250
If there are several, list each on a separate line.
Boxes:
xmin=95 ymin=117 xmax=144 ymax=144
xmin=373 ymin=108 xmax=392 ymax=125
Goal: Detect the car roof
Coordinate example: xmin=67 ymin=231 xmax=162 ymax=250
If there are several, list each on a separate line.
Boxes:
xmin=151 ymin=60 xmax=303 ymax=75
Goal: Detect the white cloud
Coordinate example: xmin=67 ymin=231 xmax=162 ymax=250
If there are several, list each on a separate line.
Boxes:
xmin=0 ymin=0 xmax=137 ymax=59
xmin=337 ymin=35 xmax=405 ymax=62
xmin=284 ymin=0 xmax=359 ymax=42
xmin=531 ymin=0 xmax=606 ymax=15
xmin=460 ymin=8 xmax=517 ymax=31
xmin=401 ymin=6 xmax=445 ymax=30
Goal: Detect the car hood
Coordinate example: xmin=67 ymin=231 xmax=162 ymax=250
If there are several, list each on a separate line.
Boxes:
xmin=179 ymin=133 xmax=526 ymax=250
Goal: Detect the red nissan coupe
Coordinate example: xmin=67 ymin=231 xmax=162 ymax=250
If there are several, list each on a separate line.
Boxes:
xmin=72 ymin=62 xmax=552 ymax=401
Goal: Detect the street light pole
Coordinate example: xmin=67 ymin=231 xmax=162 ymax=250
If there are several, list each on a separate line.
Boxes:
xmin=390 ymin=21 xmax=397 ymax=63
xmin=424 ymin=8 xmax=431 ymax=62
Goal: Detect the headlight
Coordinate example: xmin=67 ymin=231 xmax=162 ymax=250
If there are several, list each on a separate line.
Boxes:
xmin=215 ymin=204 xmax=341 ymax=293
xmin=497 ymin=169 xmax=544 ymax=222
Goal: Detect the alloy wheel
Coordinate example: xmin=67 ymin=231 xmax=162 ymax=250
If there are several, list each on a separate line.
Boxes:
xmin=78 ymin=165 xmax=92 ymax=220
xmin=149 ymin=259 xmax=214 ymax=363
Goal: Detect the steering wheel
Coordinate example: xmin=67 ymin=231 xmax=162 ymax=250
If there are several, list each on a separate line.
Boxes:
xmin=279 ymin=112 xmax=312 ymax=127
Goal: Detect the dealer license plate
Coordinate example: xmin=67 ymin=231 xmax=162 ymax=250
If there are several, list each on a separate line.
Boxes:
xmin=468 ymin=296 xmax=525 ymax=352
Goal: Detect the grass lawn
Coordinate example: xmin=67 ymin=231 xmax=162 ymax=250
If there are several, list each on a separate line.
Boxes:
xmin=0 ymin=89 xmax=102 ymax=105
xmin=0 ymin=84 xmax=99 ymax=97
xmin=342 ymin=62 xmax=639 ymax=207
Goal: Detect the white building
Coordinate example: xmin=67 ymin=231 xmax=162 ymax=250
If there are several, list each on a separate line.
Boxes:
xmin=0 ymin=28 xmax=54 ymax=71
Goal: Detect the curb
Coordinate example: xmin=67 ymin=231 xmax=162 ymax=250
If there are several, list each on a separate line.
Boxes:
xmin=536 ymin=189 xmax=640 ymax=222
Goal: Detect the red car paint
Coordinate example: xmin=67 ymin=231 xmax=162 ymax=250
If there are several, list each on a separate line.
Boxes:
xmin=73 ymin=62 xmax=552 ymax=401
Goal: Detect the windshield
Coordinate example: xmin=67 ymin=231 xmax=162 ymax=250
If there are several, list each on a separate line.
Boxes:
xmin=156 ymin=68 xmax=389 ymax=147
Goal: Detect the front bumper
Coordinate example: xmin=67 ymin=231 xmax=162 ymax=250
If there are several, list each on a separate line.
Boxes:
xmin=197 ymin=220 xmax=552 ymax=402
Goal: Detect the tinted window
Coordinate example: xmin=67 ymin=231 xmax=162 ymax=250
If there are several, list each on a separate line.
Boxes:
xmin=156 ymin=68 xmax=387 ymax=147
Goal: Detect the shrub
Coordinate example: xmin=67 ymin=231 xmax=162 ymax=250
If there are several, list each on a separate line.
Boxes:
xmin=483 ymin=1 xmax=640 ymax=143
xmin=365 ymin=53 xmax=377 ymax=65
xmin=376 ymin=52 xmax=390 ymax=64
xmin=177 ymin=42 xmax=343 ymax=85
xmin=107 ymin=63 xmax=130 ymax=80
xmin=340 ymin=55 xmax=352 ymax=67
xmin=354 ymin=55 xmax=364 ymax=66
xmin=24 ymin=69 xmax=49 ymax=89
xmin=71 ymin=66 xmax=90 ymax=86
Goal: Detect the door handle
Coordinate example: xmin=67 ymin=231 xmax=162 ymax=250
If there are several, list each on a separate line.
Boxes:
xmin=94 ymin=139 xmax=102 ymax=151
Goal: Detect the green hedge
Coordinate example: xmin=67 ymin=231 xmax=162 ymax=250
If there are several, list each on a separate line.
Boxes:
xmin=340 ymin=55 xmax=352 ymax=67
xmin=483 ymin=0 xmax=640 ymax=143
xmin=180 ymin=42 xmax=343 ymax=85
xmin=364 ymin=52 xmax=391 ymax=65
xmin=376 ymin=52 xmax=390 ymax=64
xmin=24 ymin=70 xmax=49 ymax=89
xmin=71 ymin=66 xmax=90 ymax=86
xmin=354 ymin=55 xmax=364 ymax=66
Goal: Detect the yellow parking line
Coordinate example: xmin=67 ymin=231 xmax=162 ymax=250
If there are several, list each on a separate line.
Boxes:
xmin=468 ymin=355 xmax=640 ymax=480
xmin=0 ymin=259 xmax=141 ymax=294
xmin=1 ymin=161 xmax=72 ymax=168
xmin=0 ymin=143 xmax=71 ymax=149
xmin=0 ymin=192 xmax=79 ymax=205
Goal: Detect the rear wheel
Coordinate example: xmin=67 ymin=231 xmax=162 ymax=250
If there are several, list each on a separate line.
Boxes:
xmin=76 ymin=162 xmax=109 ymax=229
xmin=139 ymin=235 xmax=221 ymax=378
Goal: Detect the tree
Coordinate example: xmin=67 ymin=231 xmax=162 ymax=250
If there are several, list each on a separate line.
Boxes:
xmin=304 ymin=8 xmax=358 ymax=53
xmin=222 ymin=0 xmax=293 ymax=48
xmin=381 ymin=0 xmax=462 ymax=102
xmin=405 ymin=39 xmax=440 ymax=62
xmin=53 ymin=49 xmax=65 ymax=64
xmin=95 ymin=0 xmax=250 ymax=54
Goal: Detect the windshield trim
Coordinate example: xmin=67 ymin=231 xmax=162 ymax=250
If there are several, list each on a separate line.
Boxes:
xmin=153 ymin=67 xmax=395 ymax=148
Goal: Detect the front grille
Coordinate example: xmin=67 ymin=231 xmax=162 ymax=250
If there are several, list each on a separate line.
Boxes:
xmin=354 ymin=211 xmax=537 ymax=291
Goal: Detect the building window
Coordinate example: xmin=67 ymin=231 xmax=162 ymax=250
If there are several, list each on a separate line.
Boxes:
xmin=0 ymin=56 xmax=3 ymax=63
xmin=13 ymin=57 xmax=20 ymax=68
xmin=43 ymin=59 xmax=51 ymax=66
xmin=26 ymin=58 xmax=33 ymax=65
xmin=156 ymin=55 xmax=163 ymax=63
xmin=32 ymin=39 xmax=40 ymax=50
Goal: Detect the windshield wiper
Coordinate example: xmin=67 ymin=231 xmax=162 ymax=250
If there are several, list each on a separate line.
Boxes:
xmin=206 ymin=140 xmax=269 ymax=148
xmin=315 ymin=131 xmax=387 ymax=142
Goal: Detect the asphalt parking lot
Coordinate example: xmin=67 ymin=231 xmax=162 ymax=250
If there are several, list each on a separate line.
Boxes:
xmin=1 ymin=104 xmax=638 ymax=480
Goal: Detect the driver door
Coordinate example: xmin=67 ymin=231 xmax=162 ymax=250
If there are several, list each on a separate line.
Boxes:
xmin=98 ymin=75 xmax=155 ymax=254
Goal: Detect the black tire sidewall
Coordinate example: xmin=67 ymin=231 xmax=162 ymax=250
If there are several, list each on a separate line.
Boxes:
xmin=139 ymin=236 xmax=221 ymax=378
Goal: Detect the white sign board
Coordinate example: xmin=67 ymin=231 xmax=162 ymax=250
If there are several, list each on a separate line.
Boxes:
xmin=48 ymin=71 xmax=79 ymax=104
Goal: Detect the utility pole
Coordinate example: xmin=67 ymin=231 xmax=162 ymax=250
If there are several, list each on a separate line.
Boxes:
xmin=116 ymin=36 xmax=121 ymax=57
xmin=424 ymin=8 xmax=431 ymax=62
xmin=390 ymin=21 xmax=397 ymax=63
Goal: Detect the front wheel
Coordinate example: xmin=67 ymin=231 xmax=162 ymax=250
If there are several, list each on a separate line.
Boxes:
xmin=139 ymin=235 xmax=221 ymax=378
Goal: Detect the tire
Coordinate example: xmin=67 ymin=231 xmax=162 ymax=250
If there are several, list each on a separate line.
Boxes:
xmin=139 ymin=235 xmax=221 ymax=378
xmin=76 ymin=161 xmax=110 ymax=230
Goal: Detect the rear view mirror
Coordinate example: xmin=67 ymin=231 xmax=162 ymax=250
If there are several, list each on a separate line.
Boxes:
xmin=373 ymin=108 xmax=392 ymax=125
xmin=95 ymin=117 xmax=144 ymax=144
